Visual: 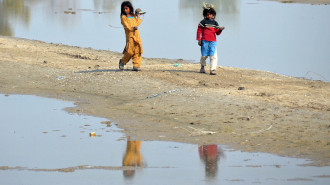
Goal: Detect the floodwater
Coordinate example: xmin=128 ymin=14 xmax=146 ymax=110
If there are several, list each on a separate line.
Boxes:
xmin=0 ymin=0 xmax=329 ymax=81
xmin=1 ymin=94 xmax=330 ymax=185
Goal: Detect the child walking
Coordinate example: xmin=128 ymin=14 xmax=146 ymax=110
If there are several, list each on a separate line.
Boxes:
xmin=119 ymin=1 xmax=143 ymax=71
xmin=196 ymin=3 xmax=225 ymax=75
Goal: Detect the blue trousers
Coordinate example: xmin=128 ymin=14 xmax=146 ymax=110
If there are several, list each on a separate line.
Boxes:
xmin=201 ymin=40 xmax=217 ymax=56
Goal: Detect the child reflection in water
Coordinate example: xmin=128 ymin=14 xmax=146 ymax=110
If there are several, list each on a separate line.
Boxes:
xmin=199 ymin=144 xmax=222 ymax=178
xmin=122 ymin=136 xmax=142 ymax=178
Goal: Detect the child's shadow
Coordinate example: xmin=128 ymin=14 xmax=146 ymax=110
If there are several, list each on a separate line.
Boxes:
xmin=75 ymin=69 xmax=200 ymax=74
xmin=75 ymin=69 xmax=126 ymax=73
xmin=153 ymin=69 xmax=201 ymax=74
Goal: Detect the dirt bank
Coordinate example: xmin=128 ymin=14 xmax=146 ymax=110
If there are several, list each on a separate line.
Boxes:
xmin=0 ymin=36 xmax=329 ymax=166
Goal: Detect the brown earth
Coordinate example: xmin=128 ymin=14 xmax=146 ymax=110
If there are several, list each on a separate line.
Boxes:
xmin=0 ymin=36 xmax=329 ymax=166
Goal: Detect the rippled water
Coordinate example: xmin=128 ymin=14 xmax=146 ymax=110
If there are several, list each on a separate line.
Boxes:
xmin=1 ymin=94 xmax=330 ymax=185
xmin=0 ymin=0 xmax=329 ymax=80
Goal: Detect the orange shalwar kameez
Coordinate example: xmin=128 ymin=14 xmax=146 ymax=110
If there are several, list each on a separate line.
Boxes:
xmin=121 ymin=15 xmax=143 ymax=68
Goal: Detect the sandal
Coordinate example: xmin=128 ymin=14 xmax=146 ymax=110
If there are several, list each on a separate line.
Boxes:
xmin=200 ymin=66 xmax=206 ymax=73
xmin=119 ymin=59 xmax=124 ymax=70
xmin=210 ymin=70 xmax=216 ymax=75
xmin=133 ymin=66 xmax=141 ymax=71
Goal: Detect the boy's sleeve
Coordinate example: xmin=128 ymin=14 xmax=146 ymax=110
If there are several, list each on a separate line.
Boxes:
xmin=121 ymin=15 xmax=135 ymax=31
xmin=196 ymin=21 xmax=203 ymax=40
xmin=197 ymin=27 xmax=203 ymax=40
xmin=216 ymin=29 xmax=222 ymax=35
xmin=215 ymin=21 xmax=222 ymax=35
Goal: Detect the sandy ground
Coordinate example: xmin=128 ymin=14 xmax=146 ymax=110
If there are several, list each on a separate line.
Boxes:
xmin=0 ymin=36 xmax=329 ymax=166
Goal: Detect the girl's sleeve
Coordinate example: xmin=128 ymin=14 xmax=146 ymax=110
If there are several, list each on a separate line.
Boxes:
xmin=121 ymin=16 xmax=135 ymax=31
xmin=135 ymin=17 xmax=142 ymax=27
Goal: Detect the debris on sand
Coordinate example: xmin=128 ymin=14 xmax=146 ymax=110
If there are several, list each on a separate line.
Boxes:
xmin=181 ymin=126 xmax=216 ymax=136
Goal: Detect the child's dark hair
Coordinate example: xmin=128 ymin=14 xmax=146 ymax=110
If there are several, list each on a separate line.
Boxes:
xmin=121 ymin=1 xmax=134 ymax=17
xmin=203 ymin=8 xmax=216 ymax=18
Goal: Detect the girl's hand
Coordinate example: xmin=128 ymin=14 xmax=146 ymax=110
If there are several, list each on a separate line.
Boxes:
xmin=133 ymin=27 xmax=138 ymax=30
xmin=220 ymin=27 xmax=225 ymax=30
xmin=198 ymin=40 xmax=202 ymax=46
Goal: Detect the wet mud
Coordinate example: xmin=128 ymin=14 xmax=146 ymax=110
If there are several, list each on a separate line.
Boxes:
xmin=1 ymin=94 xmax=330 ymax=184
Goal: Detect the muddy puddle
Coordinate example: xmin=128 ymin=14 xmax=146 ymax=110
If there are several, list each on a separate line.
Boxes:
xmin=0 ymin=94 xmax=329 ymax=185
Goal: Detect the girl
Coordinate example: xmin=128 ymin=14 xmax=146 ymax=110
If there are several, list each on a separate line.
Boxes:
xmin=119 ymin=1 xmax=143 ymax=71
xmin=196 ymin=4 xmax=225 ymax=75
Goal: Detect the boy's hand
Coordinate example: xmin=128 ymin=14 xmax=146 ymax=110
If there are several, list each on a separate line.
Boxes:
xmin=220 ymin=27 xmax=225 ymax=30
xmin=198 ymin=40 xmax=202 ymax=46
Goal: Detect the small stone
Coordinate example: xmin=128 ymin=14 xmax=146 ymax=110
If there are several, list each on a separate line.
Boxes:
xmin=238 ymin=87 xmax=245 ymax=90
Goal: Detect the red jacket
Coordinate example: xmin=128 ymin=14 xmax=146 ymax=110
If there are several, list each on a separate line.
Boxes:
xmin=197 ymin=18 xmax=222 ymax=41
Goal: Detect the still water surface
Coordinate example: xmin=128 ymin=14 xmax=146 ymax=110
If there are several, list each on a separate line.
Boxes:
xmin=1 ymin=94 xmax=330 ymax=185
xmin=0 ymin=0 xmax=329 ymax=80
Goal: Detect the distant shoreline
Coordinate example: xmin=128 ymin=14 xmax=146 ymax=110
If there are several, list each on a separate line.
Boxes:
xmin=270 ymin=0 xmax=330 ymax=4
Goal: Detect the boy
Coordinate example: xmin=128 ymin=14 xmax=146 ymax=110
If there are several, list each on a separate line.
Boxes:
xmin=196 ymin=3 xmax=225 ymax=75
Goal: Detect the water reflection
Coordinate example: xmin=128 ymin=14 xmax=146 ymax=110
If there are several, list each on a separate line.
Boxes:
xmin=2 ymin=94 xmax=330 ymax=184
xmin=179 ymin=0 xmax=240 ymax=22
xmin=198 ymin=144 xmax=223 ymax=178
xmin=122 ymin=137 xmax=143 ymax=179
xmin=0 ymin=0 xmax=30 ymax=36
xmin=93 ymin=0 xmax=120 ymax=12
xmin=41 ymin=0 xmax=83 ymax=29
xmin=179 ymin=0 xmax=240 ymax=14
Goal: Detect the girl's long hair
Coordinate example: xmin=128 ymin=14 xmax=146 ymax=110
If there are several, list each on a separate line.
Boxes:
xmin=121 ymin=1 xmax=134 ymax=17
